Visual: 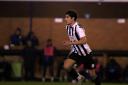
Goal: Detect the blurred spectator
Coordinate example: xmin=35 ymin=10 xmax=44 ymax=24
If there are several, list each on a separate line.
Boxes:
xmin=105 ymin=58 xmax=122 ymax=82
xmin=23 ymin=32 xmax=39 ymax=47
xmin=22 ymin=40 xmax=37 ymax=81
xmin=0 ymin=56 xmax=5 ymax=80
xmin=0 ymin=56 xmax=12 ymax=81
xmin=41 ymin=39 xmax=56 ymax=82
xmin=10 ymin=27 xmax=23 ymax=46
xmin=123 ymin=65 xmax=128 ymax=82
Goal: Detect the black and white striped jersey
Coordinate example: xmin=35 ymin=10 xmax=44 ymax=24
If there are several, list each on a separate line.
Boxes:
xmin=66 ymin=22 xmax=92 ymax=56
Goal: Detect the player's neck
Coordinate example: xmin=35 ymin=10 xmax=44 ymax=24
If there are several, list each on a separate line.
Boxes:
xmin=70 ymin=21 xmax=76 ymax=26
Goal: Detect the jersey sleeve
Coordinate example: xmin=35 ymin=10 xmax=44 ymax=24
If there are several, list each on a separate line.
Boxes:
xmin=76 ymin=26 xmax=86 ymax=38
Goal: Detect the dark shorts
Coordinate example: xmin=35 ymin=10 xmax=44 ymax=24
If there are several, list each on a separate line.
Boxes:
xmin=43 ymin=56 xmax=54 ymax=66
xmin=68 ymin=52 xmax=96 ymax=69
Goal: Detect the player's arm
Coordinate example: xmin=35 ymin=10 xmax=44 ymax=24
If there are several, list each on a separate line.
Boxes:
xmin=64 ymin=26 xmax=87 ymax=46
xmin=64 ymin=36 xmax=87 ymax=45
xmin=72 ymin=26 xmax=87 ymax=45
xmin=71 ymin=36 xmax=87 ymax=45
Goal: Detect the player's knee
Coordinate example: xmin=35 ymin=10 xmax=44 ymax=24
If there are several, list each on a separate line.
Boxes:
xmin=89 ymin=69 xmax=97 ymax=77
xmin=63 ymin=59 xmax=75 ymax=71
xmin=63 ymin=64 xmax=71 ymax=71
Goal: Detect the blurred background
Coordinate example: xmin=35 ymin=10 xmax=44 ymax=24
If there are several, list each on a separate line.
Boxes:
xmin=0 ymin=0 xmax=128 ymax=84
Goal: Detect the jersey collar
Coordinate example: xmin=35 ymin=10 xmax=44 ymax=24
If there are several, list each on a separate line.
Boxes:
xmin=71 ymin=22 xmax=78 ymax=28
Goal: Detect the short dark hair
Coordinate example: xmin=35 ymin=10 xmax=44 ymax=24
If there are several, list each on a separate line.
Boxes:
xmin=65 ymin=10 xmax=77 ymax=21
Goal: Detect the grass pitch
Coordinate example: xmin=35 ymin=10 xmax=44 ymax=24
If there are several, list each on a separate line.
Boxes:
xmin=0 ymin=82 xmax=127 ymax=85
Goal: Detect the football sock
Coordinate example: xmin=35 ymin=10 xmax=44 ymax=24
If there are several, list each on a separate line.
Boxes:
xmin=68 ymin=68 xmax=79 ymax=80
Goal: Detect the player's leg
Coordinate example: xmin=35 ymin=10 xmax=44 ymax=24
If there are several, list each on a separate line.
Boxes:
xmin=89 ymin=69 xmax=101 ymax=85
xmin=88 ymin=69 xmax=97 ymax=80
xmin=82 ymin=53 xmax=101 ymax=85
xmin=64 ymin=58 xmax=79 ymax=80
xmin=64 ymin=52 xmax=86 ymax=85
xmin=87 ymin=59 xmax=101 ymax=85
xmin=74 ymin=64 xmax=85 ymax=85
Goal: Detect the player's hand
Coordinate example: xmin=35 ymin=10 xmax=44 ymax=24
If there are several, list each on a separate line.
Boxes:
xmin=63 ymin=41 xmax=72 ymax=46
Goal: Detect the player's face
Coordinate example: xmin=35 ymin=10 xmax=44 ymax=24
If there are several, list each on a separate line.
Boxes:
xmin=65 ymin=15 xmax=74 ymax=25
